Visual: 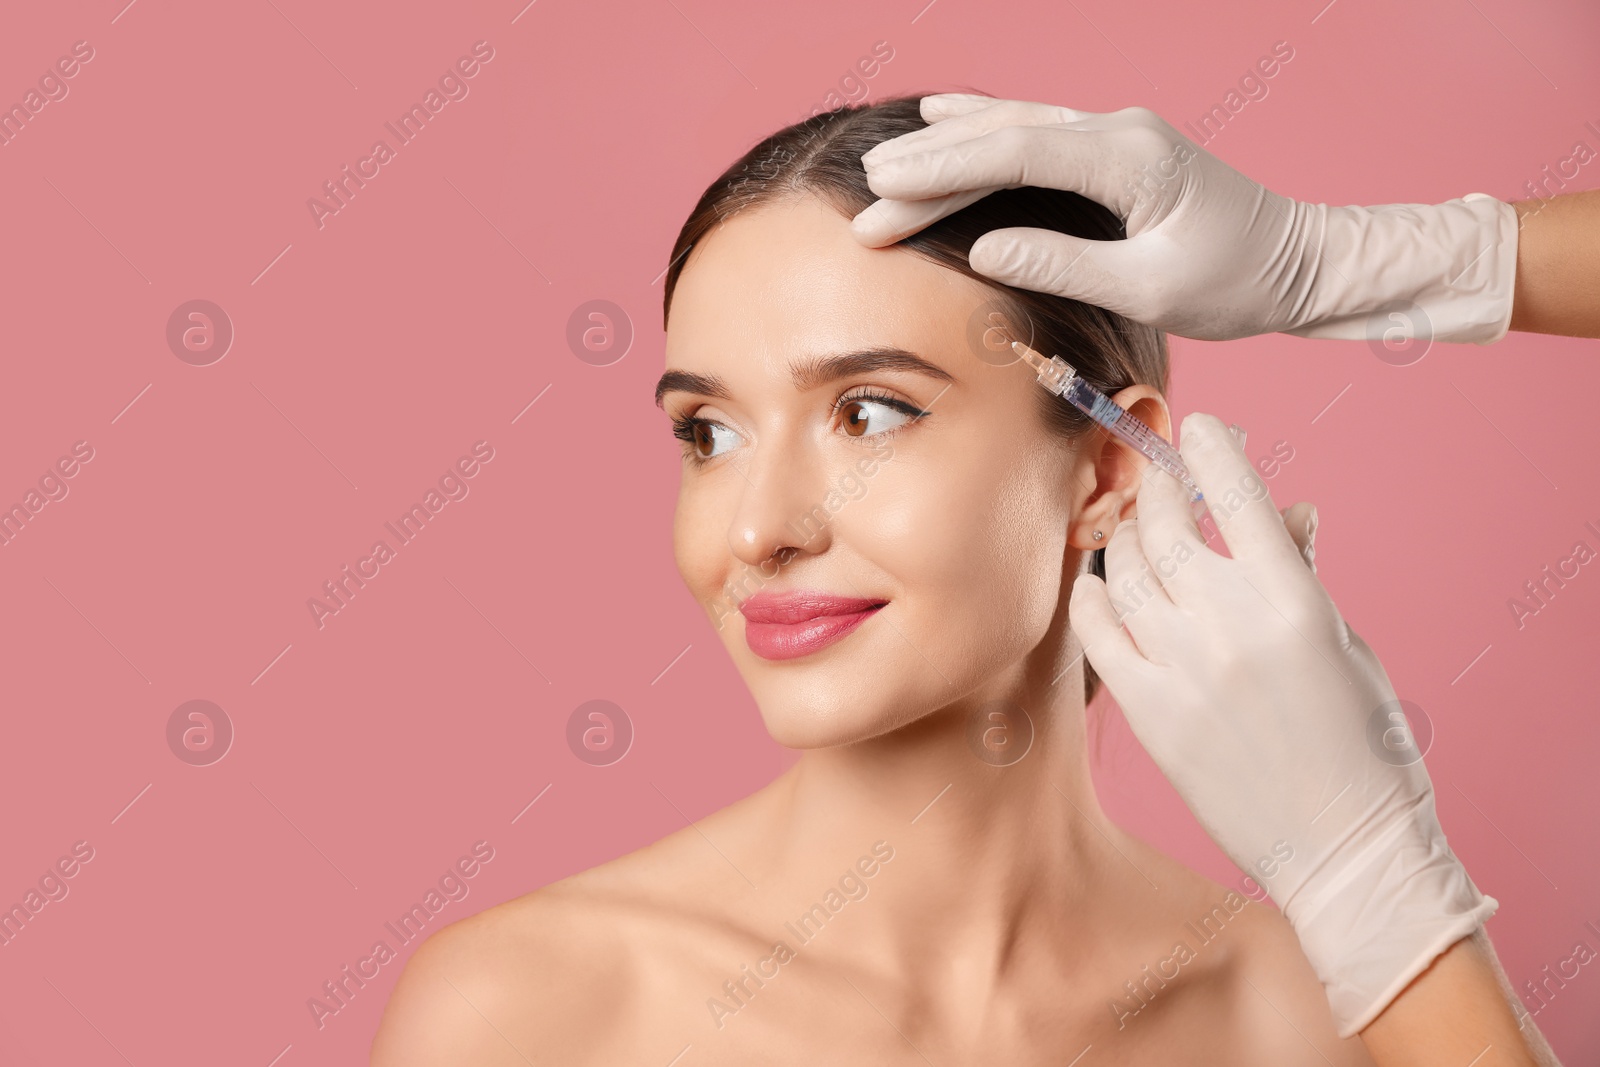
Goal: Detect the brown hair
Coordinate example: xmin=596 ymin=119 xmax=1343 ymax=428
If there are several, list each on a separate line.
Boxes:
xmin=662 ymin=92 xmax=1169 ymax=706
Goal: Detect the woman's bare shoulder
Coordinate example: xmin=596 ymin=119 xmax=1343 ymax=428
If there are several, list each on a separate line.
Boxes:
xmin=370 ymin=798 xmax=771 ymax=1065
xmin=1211 ymin=898 xmax=1379 ymax=1065
xmin=1109 ymin=832 xmax=1377 ymax=1065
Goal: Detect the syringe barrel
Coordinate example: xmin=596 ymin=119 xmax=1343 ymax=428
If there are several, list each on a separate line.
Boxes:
xmin=1060 ymin=378 xmax=1204 ymax=501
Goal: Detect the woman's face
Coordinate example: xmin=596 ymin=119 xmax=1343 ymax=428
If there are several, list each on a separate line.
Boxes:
xmin=660 ymin=195 xmax=1158 ymax=748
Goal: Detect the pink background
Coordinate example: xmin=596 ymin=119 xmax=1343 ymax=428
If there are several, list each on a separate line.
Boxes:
xmin=1 ymin=0 xmax=1597 ymax=1062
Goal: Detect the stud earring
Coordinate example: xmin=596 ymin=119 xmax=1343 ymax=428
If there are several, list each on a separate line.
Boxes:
xmin=1092 ymin=530 xmax=1104 ymax=541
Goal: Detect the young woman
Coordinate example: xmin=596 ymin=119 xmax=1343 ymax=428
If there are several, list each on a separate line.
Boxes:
xmin=370 ymin=95 xmax=1533 ymax=1065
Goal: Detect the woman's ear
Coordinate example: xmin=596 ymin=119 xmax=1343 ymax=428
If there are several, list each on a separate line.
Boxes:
xmin=1065 ymin=385 xmax=1173 ymax=550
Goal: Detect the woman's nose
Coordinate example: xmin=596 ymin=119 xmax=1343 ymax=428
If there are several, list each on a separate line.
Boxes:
xmin=727 ymin=441 xmax=833 ymax=569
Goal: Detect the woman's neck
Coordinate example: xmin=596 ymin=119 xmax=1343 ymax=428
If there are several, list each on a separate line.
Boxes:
xmin=748 ymin=653 xmax=1136 ymax=993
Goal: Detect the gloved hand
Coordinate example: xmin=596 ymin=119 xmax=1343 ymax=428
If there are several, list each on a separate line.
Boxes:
xmin=853 ymin=95 xmax=1518 ymax=344
xmin=1070 ymin=413 xmax=1497 ymax=1038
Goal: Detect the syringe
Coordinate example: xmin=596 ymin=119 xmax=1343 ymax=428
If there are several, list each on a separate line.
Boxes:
xmin=1011 ymin=340 xmax=1205 ymax=503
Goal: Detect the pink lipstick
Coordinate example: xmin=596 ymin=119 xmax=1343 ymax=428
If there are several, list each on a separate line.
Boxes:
xmin=739 ymin=591 xmax=887 ymax=661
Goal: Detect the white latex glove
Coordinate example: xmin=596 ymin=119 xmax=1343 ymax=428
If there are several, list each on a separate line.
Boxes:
xmin=1070 ymin=413 xmax=1497 ymax=1038
xmin=853 ymin=95 xmax=1518 ymax=344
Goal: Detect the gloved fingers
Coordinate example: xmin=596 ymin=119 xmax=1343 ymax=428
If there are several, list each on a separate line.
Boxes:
xmin=1279 ymin=501 xmax=1319 ymax=574
xmin=862 ymin=97 xmax=1093 ymax=167
xmin=921 ymin=92 xmax=1089 ymax=119
xmin=1132 ymin=459 xmax=1219 ymax=596
xmin=1067 ymin=570 xmax=1156 ymax=693
xmin=861 ymin=122 xmax=1131 ymax=214
xmin=1177 ymin=413 xmax=1308 ymax=575
xmin=1340 ymin=621 xmax=1398 ymax=692
xmin=849 ymin=186 xmax=1005 ymax=247
xmin=1100 ymin=516 xmax=1180 ymax=654
xmin=966 ymin=227 xmax=1154 ymax=315
xmin=919 ymin=92 xmax=1010 ymax=121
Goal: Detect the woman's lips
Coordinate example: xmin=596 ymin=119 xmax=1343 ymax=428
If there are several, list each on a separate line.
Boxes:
xmin=739 ymin=591 xmax=887 ymax=661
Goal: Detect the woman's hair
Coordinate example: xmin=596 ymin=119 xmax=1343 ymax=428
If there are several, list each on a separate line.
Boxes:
xmin=662 ymin=92 xmax=1170 ymax=706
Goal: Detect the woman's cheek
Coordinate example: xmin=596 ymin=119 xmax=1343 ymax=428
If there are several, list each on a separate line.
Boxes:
xmin=844 ymin=457 xmax=955 ymax=575
xmin=988 ymin=468 xmax=1071 ymax=636
xmin=673 ymin=484 xmax=727 ymax=610
xmin=854 ymin=448 xmax=1061 ymax=641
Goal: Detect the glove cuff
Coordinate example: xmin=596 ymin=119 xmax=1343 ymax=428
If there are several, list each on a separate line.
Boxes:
xmin=1284 ymin=800 xmax=1498 ymax=1038
xmin=1283 ymin=195 xmax=1519 ymax=345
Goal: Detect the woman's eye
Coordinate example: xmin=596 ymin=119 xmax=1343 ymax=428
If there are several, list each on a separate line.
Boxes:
xmin=687 ymin=419 xmax=740 ymax=460
xmin=674 ymin=393 xmax=923 ymax=464
xmin=839 ymin=396 xmax=920 ymax=438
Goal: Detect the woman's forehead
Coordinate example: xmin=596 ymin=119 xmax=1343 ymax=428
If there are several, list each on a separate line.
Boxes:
xmin=664 ymin=198 xmax=991 ymax=374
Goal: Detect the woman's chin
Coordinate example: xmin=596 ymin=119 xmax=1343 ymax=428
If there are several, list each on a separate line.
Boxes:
xmin=756 ymin=700 xmax=908 ymax=750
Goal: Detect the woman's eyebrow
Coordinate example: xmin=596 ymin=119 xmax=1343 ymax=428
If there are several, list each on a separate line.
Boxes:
xmin=790 ymin=347 xmax=957 ymax=392
xmin=655 ymin=346 xmax=956 ymax=408
xmin=654 ymin=370 xmax=727 ymax=407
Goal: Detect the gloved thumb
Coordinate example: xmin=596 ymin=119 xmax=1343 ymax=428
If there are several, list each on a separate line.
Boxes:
xmin=1278 ymin=501 xmax=1318 ymax=574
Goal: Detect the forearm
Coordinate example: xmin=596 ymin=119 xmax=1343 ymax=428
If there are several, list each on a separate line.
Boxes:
xmin=1509 ymin=188 xmax=1600 ymax=338
xmin=1359 ymin=928 xmax=1563 ymax=1066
